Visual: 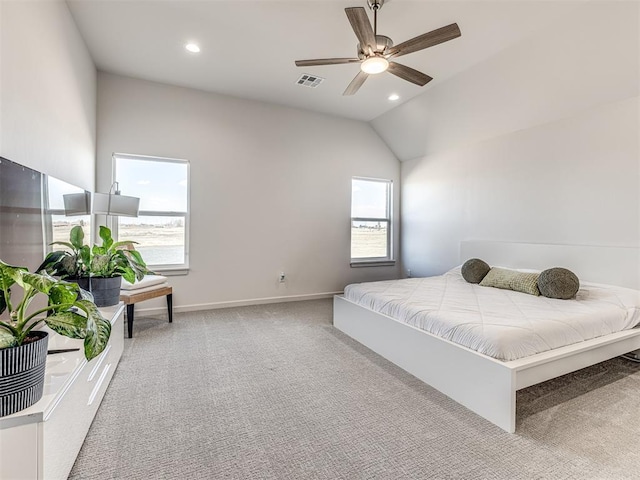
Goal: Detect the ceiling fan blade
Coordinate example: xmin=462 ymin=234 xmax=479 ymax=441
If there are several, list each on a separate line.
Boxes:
xmin=343 ymin=71 xmax=369 ymax=96
xmin=387 ymin=23 xmax=461 ymax=58
xmin=387 ymin=62 xmax=433 ymax=86
xmin=295 ymin=58 xmax=361 ymax=67
xmin=345 ymin=7 xmax=376 ymax=54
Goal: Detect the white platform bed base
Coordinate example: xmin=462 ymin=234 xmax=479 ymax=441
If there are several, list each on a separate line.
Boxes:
xmin=333 ymin=241 xmax=640 ymax=433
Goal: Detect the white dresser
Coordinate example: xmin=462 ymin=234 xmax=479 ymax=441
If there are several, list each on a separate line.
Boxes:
xmin=0 ymin=305 xmax=124 ymax=480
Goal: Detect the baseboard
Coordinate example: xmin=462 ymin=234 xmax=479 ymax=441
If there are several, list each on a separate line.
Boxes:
xmin=131 ymin=291 xmax=343 ymax=315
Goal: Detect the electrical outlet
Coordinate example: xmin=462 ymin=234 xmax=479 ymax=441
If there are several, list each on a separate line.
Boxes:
xmin=278 ymin=272 xmax=286 ymax=283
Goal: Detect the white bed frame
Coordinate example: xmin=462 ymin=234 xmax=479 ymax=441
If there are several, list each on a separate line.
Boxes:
xmin=333 ymin=241 xmax=640 ymax=433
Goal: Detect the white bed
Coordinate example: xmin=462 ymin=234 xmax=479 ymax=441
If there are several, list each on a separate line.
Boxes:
xmin=333 ymin=241 xmax=640 ymax=433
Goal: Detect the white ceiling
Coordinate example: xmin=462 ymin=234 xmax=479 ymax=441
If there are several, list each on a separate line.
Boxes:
xmin=66 ymin=0 xmax=579 ymax=122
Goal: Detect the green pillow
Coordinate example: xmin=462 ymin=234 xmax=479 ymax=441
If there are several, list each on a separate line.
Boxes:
xmin=479 ymin=267 xmax=540 ymax=296
xmin=461 ymin=258 xmax=491 ymax=284
xmin=538 ymin=268 xmax=579 ymax=299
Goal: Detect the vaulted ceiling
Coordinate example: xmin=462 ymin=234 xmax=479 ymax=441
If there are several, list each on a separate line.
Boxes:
xmin=67 ymin=0 xmax=579 ymax=121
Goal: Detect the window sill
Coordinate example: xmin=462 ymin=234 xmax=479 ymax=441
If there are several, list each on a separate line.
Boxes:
xmin=350 ymin=260 xmax=396 ymax=268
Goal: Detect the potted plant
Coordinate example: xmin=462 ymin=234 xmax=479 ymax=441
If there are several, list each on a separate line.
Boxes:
xmin=0 ymin=260 xmax=111 ymax=417
xmin=38 ymin=225 xmax=151 ymax=307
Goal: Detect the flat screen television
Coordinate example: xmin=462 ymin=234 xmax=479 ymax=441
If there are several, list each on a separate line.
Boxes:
xmin=0 ymin=157 xmax=92 ymax=272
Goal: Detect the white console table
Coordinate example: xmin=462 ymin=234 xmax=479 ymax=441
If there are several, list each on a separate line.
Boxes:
xmin=0 ymin=304 xmax=124 ymax=480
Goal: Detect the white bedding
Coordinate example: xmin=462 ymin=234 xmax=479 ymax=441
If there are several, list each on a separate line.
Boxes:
xmin=343 ymin=268 xmax=640 ymax=361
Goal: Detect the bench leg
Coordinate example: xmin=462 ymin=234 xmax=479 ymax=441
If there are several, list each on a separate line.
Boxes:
xmin=127 ymin=304 xmax=135 ymax=338
xmin=167 ymin=294 xmax=173 ymax=323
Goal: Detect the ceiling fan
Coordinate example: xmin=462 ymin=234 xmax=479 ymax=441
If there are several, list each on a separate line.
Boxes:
xmin=295 ymin=0 xmax=461 ymax=96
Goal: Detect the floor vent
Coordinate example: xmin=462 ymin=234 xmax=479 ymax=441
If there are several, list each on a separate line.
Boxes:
xmin=296 ymin=74 xmax=324 ymax=88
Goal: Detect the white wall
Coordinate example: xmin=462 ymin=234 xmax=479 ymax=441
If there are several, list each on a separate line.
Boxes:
xmin=0 ymin=0 xmax=96 ymax=190
xmin=97 ymin=73 xmax=400 ymax=310
xmin=371 ymin=2 xmax=640 ymax=286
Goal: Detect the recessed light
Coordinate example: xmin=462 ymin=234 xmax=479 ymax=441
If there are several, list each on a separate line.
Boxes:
xmin=185 ymin=43 xmax=200 ymax=53
xmin=388 ymin=94 xmax=400 ymax=101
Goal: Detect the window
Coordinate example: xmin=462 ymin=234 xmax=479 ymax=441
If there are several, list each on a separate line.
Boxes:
xmin=351 ymin=177 xmax=393 ymax=265
xmin=113 ymin=154 xmax=190 ymax=272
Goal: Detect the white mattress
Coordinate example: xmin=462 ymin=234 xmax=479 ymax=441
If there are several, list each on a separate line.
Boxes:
xmin=343 ymin=268 xmax=640 ymax=361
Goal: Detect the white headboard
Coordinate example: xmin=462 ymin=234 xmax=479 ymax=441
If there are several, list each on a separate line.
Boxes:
xmin=460 ymin=241 xmax=640 ymax=289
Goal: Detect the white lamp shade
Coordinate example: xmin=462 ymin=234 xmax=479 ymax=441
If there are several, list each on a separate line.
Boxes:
xmin=93 ymin=193 xmax=140 ymax=217
xmin=63 ymin=192 xmax=92 ymax=216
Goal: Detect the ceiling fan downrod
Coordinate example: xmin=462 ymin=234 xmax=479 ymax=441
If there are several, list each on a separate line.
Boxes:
xmin=367 ymin=0 xmax=384 ymax=36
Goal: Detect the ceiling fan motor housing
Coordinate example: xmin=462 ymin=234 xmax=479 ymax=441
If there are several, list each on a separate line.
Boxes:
xmin=357 ymin=35 xmax=393 ymax=59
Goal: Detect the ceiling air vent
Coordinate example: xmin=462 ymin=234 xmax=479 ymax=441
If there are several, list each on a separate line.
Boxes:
xmin=296 ymin=74 xmax=324 ymax=88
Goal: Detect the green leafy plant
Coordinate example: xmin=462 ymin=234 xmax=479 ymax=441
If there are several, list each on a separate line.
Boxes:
xmin=0 ymin=260 xmax=111 ymax=360
xmin=38 ymin=225 xmax=150 ymax=283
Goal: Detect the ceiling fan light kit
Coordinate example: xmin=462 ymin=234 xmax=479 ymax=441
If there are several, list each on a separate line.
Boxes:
xmin=295 ymin=0 xmax=461 ymax=96
xmin=361 ymin=56 xmax=388 ymax=74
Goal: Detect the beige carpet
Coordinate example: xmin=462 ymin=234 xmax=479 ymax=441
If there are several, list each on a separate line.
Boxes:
xmin=69 ymin=299 xmax=640 ymax=479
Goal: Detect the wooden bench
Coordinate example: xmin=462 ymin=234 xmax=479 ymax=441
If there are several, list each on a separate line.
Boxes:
xmin=119 ymin=285 xmax=173 ymax=338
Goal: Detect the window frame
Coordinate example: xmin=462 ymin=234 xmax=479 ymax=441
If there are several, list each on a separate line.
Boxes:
xmin=350 ymin=176 xmax=394 ymax=267
xmin=112 ymin=153 xmax=190 ymax=274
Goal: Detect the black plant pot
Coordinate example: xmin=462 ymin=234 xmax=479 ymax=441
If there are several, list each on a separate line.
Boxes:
xmin=0 ymin=331 xmax=49 ymax=417
xmin=69 ymin=277 xmax=91 ymax=293
xmin=68 ymin=276 xmax=121 ymax=307
xmin=89 ymin=276 xmax=122 ymax=307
